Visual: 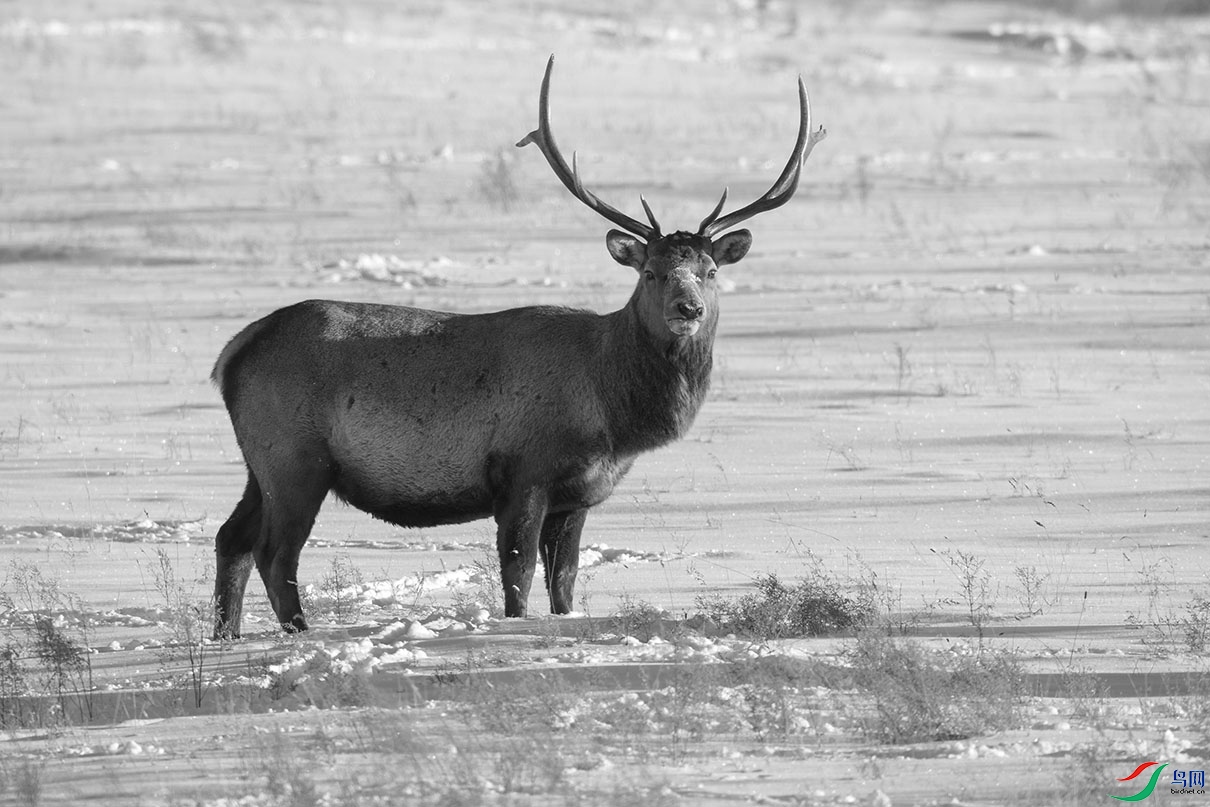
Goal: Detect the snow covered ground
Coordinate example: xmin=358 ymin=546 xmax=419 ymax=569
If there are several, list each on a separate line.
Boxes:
xmin=2 ymin=0 xmax=1209 ymax=803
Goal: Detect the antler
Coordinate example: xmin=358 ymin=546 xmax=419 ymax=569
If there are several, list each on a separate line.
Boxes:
xmin=517 ymin=55 xmax=660 ymax=242
xmin=697 ymin=77 xmax=827 ymax=239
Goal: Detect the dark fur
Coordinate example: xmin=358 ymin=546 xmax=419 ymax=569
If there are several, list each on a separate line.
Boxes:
xmin=211 ymin=229 xmax=750 ymax=637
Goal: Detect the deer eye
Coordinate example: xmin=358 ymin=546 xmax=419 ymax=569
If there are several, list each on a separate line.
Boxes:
xmin=707 ymin=269 xmax=717 ymax=279
xmin=644 ymin=270 xmax=655 ymax=281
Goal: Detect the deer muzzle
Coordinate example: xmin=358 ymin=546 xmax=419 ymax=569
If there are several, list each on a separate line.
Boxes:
xmin=665 ymin=277 xmax=707 ymax=337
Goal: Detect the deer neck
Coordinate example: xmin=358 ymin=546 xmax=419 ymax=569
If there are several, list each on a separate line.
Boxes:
xmin=596 ymin=301 xmax=716 ymax=455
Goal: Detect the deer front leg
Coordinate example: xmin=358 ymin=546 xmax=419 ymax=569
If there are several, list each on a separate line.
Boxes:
xmin=495 ymin=488 xmax=549 ymax=617
xmin=540 ymin=508 xmax=587 ymax=614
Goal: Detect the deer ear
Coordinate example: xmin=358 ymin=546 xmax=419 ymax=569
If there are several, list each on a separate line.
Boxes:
xmin=712 ymin=230 xmax=752 ymax=267
xmin=606 ymin=229 xmax=646 ymax=269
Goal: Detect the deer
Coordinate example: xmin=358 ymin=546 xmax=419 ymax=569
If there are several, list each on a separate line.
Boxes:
xmin=209 ymin=55 xmax=826 ymax=638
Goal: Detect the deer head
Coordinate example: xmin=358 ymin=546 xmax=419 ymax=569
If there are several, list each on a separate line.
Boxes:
xmin=517 ymin=55 xmax=826 ymax=342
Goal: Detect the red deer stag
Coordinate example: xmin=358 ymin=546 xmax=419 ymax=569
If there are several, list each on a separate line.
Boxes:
xmin=210 ymin=56 xmax=826 ymax=638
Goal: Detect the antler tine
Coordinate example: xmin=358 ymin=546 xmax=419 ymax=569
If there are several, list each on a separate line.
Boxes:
xmin=571 ymin=151 xmax=585 ymax=196
xmin=517 ymin=55 xmax=658 ymax=241
xmin=700 ymin=76 xmax=827 ymax=239
xmin=696 ymin=187 xmax=729 ymax=234
xmin=640 ymin=195 xmax=660 ymax=233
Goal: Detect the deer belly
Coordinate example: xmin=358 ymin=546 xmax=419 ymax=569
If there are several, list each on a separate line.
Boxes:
xmin=332 ymin=463 xmax=494 ymax=528
xmin=328 ymin=411 xmax=495 ymax=525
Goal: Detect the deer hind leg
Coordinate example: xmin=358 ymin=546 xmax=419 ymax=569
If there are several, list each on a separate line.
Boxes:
xmin=253 ymin=458 xmax=332 ymax=633
xmin=213 ymin=472 xmax=263 ymax=639
xmin=495 ymin=488 xmax=550 ymax=618
xmin=540 ymin=508 xmax=587 ymax=614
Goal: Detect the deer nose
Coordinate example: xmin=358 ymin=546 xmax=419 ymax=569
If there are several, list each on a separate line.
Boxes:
xmin=677 ymin=301 xmax=704 ymax=321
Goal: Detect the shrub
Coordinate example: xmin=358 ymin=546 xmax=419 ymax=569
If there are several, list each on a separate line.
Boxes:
xmin=1183 ymin=595 xmax=1210 ymax=653
xmin=847 ymin=631 xmax=1027 ymax=743
xmin=697 ymin=570 xmax=876 ymax=639
xmin=0 ymin=561 xmax=95 ymax=725
xmin=477 ymin=150 xmax=518 ymax=211
xmin=308 ymin=554 xmax=366 ymax=626
xmin=615 ymin=595 xmax=671 ymax=642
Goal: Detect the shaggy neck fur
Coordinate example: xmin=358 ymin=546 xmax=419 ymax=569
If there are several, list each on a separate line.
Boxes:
xmin=594 ymin=293 xmax=717 ymax=457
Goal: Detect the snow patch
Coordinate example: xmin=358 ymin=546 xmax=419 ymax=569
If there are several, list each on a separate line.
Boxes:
xmin=263 ymin=637 xmax=430 ymax=693
xmin=579 ymin=543 xmax=671 ymax=569
xmin=0 ymin=518 xmax=208 ymax=544
xmin=319 ymin=253 xmax=453 ymax=287
xmin=303 ymin=542 xmax=670 ymax=614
